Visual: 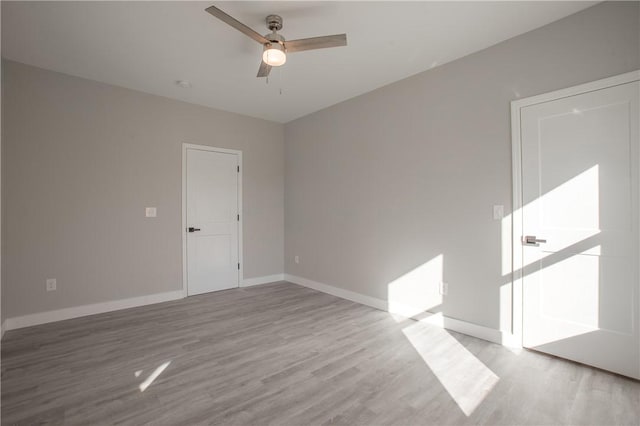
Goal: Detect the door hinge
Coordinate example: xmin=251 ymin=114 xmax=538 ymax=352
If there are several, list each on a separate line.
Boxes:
xmin=237 ymin=263 xmax=240 ymax=270
xmin=237 ymin=214 xmax=240 ymax=221
xmin=237 ymin=166 xmax=240 ymax=173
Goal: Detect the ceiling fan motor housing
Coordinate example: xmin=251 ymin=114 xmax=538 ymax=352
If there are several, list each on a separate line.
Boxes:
xmin=266 ymin=15 xmax=283 ymax=32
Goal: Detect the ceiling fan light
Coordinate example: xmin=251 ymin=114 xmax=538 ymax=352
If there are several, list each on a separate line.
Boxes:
xmin=263 ymin=43 xmax=286 ymax=66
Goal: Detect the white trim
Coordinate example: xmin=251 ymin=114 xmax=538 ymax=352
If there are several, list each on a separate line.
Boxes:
xmin=511 ymin=70 xmax=640 ymax=111
xmin=284 ymin=274 xmax=515 ymax=346
xmin=510 ymin=70 xmax=640 ymax=344
xmin=182 ymin=143 xmax=243 ymax=298
xmin=241 ymin=274 xmax=285 ymax=287
xmin=510 ymin=87 xmax=524 ymax=348
xmin=500 ymin=332 xmax=521 ymax=348
xmin=182 ymin=145 xmax=188 ymax=297
xmin=4 ymin=290 xmax=183 ymax=331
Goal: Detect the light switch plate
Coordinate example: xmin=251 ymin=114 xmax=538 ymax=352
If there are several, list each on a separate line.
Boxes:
xmin=145 ymin=207 xmax=157 ymax=218
xmin=493 ymin=205 xmax=504 ymax=220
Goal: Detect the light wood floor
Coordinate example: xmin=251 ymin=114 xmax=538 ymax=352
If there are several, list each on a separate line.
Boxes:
xmin=2 ymin=282 xmax=639 ymax=425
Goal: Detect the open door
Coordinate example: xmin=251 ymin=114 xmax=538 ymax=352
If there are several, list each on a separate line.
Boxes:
xmin=518 ymin=76 xmax=639 ymax=379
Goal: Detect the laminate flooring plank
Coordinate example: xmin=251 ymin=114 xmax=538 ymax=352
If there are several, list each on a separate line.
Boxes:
xmin=2 ymin=282 xmax=639 ymax=425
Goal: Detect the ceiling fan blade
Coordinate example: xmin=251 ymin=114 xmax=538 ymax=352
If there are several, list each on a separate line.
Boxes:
xmin=257 ymin=60 xmax=272 ymax=78
xmin=285 ymin=34 xmax=347 ymax=53
xmin=205 ymin=5 xmax=269 ymax=45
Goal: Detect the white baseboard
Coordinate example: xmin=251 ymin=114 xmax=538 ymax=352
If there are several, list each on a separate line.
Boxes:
xmin=241 ymin=274 xmax=285 ymax=287
xmin=285 ymin=273 xmax=515 ymax=347
xmin=2 ymin=273 xmax=521 ymax=349
xmin=4 ymin=274 xmax=288 ymax=333
xmin=4 ymin=290 xmax=184 ymax=332
xmin=285 ymin=274 xmax=388 ymax=311
xmin=413 ymin=312 xmax=504 ymax=345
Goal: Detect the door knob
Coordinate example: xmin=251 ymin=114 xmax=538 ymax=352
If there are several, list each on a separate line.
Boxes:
xmin=523 ymin=235 xmax=547 ymax=245
xmin=188 ymin=227 xmax=201 ymax=233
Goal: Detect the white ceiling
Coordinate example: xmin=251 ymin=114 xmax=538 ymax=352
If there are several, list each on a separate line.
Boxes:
xmin=2 ymin=1 xmax=596 ymax=123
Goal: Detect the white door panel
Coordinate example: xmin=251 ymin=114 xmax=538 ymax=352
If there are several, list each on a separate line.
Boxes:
xmin=186 ymin=148 xmax=239 ymax=295
xmin=521 ymin=81 xmax=639 ymax=379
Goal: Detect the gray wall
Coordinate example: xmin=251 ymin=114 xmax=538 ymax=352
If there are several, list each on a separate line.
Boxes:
xmin=0 ymin=4 xmax=3 ymax=327
xmin=2 ymin=60 xmax=284 ymax=318
xmin=284 ymin=1 xmax=640 ymax=331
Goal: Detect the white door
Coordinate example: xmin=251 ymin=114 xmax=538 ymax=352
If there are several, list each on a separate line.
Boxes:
xmin=186 ymin=147 xmax=240 ymax=295
xmin=521 ymin=80 xmax=639 ymax=379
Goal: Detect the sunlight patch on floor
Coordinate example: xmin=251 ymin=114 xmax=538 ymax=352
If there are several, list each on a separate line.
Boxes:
xmin=139 ymin=361 xmax=171 ymax=392
xmin=402 ymin=321 xmax=499 ymax=416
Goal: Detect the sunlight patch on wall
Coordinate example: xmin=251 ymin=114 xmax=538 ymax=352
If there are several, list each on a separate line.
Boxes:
xmin=388 ymin=255 xmax=443 ymax=318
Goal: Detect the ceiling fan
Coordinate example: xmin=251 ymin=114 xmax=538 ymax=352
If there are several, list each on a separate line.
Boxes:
xmin=205 ymin=5 xmax=347 ymax=78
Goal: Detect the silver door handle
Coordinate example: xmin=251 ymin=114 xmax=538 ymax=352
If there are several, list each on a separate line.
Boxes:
xmin=523 ymin=235 xmax=547 ymax=245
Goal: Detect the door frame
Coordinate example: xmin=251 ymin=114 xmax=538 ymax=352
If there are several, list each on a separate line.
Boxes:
xmin=181 ymin=143 xmax=243 ymax=297
xmin=509 ymin=70 xmax=640 ymax=347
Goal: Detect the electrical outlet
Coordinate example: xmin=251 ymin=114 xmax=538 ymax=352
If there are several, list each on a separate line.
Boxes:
xmin=439 ymin=281 xmax=449 ymax=296
xmin=46 ymin=278 xmax=57 ymax=292
xmin=294 ymin=255 xmax=299 ymax=264
xmin=145 ymin=207 xmax=157 ymax=218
